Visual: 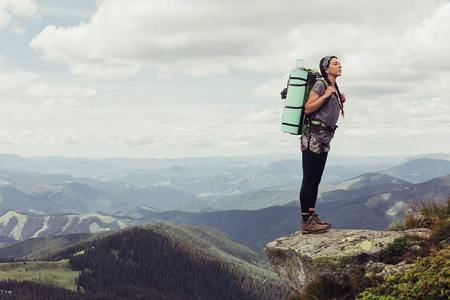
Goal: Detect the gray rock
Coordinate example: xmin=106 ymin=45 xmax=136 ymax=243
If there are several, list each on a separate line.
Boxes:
xmin=264 ymin=228 xmax=431 ymax=293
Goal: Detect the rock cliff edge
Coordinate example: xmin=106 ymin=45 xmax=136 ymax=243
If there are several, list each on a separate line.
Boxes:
xmin=264 ymin=228 xmax=431 ymax=294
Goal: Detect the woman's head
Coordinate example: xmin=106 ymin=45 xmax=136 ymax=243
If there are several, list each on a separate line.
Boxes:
xmin=319 ymin=55 xmax=341 ymax=81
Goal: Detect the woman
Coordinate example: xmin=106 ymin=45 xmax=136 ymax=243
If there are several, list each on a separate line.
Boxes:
xmin=299 ymin=55 xmax=346 ymax=234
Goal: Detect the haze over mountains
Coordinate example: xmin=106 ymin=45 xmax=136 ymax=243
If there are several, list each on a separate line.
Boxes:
xmin=0 ymin=153 xmax=448 ymax=253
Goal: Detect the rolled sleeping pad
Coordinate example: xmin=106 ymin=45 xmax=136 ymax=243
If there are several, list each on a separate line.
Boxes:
xmin=281 ymin=68 xmax=308 ymax=134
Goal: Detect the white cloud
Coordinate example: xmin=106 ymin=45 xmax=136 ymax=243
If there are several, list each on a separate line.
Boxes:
xmin=23 ymin=0 xmax=331 ymax=77
xmin=29 ymin=0 xmax=449 ymax=80
xmin=1 ymin=0 xmax=448 ymax=159
xmin=11 ymin=25 xmax=26 ymax=34
xmin=41 ymin=98 xmax=79 ymax=108
xmin=0 ymin=72 xmax=97 ymax=106
xmin=252 ymin=75 xmax=289 ymax=99
xmin=0 ymin=0 xmax=38 ymax=31
xmin=4 ymin=0 xmax=38 ymax=17
xmin=226 ymin=107 xmax=281 ymax=124
xmin=0 ymin=129 xmax=44 ymax=145
xmin=0 ymin=71 xmax=39 ymax=92
xmin=28 ymin=0 xmax=449 ymax=111
xmin=23 ymin=81 xmax=96 ymax=99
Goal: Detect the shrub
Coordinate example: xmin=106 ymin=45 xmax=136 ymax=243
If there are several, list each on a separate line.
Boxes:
xmin=288 ymin=272 xmax=382 ymax=300
xmin=390 ymin=197 xmax=450 ymax=244
xmin=299 ymin=276 xmax=349 ymax=300
xmin=378 ymin=234 xmax=428 ymax=265
xmin=430 ymin=214 xmax=450 ymax=244
xmin=359 ymin=248 xmax=450 ymax=300
xmin=402 ymin=197 xmax=448 ymax=225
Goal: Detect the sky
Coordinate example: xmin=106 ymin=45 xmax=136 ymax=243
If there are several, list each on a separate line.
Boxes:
xmin=0 ymin=0 xmax=449 ymax=159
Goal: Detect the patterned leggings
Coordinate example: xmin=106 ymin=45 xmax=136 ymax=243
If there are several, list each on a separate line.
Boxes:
xmin=299 ymin=148 xmax=328 ymax=214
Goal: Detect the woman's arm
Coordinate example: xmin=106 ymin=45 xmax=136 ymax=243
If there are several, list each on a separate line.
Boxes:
xmin=305 ymin=86 xmax=335 ymax=115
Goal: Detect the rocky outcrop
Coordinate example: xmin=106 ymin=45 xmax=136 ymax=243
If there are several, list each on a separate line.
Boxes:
xmin=264 ymin=228 xmax=431 ymax=294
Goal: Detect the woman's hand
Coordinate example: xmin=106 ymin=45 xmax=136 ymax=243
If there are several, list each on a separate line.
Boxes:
xmin=324 ymin=86 xmax=336 ymax=98
xmin=341 ymin=93 xmax=346 ymax=103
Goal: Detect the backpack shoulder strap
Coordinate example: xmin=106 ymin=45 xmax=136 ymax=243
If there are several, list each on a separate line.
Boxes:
xmin=305 ymin=79 xmax=331 ymax=123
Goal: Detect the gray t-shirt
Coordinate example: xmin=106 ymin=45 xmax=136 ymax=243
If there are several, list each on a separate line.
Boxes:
xmin=308 ymin=80 xmax=341 ymax=144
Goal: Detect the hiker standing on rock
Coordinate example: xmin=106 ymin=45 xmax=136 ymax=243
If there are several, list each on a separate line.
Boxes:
xmin=300 ymin=55 xmax=346 ymax=234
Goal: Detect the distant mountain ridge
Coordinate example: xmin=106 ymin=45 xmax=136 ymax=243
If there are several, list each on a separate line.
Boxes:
xmin=376 ymin=157 xmax=450 ymax=183
xmin=183 ymin=173 xmax=414 ymax=212
xmin=319 ymin=173 xmax=413 ymax=203
xmin=0 ymin=209 xmax=132 ymax=241
xmin=1 ymin=174 xmax=448 ymax=252
xmin=0 ymin=170 xmax=198 ymax=213
xmin=1 ymin=161 xmax=443 ymax=216
xmin=0 ymin=153 xmax=448 ymax=200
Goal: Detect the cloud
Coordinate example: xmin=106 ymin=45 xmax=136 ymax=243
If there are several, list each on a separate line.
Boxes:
xmin=0 ymin=129 xmax=44 ymax=145
xmin=2 ymin=0 xmax=447 ymax=159
xmin=41 ymin=98 xmax=80 ymax=108
xmin=117 ymin=133 xmax=156 ymax=147
xmin=0 ymin=0 xmax=38 ymax=31
xmin=225 ymin=107 xmax=281 ymax=124
xmin=23 ymin=81 xmax=96 ymax=99
xmin=0 ymin=71 xmax=97 ymax=106
xmin=251 ymin=75 xmax=289 ymax=99
xmin=10 ymin=25 xmax=26 ymax=34
xmin=29 ymin=0 xmax=450 ymax=116
xmin=29 ymin=0 xmax=450 ymax=80
xmin=21 ymin=0 xmax=368 ymax=77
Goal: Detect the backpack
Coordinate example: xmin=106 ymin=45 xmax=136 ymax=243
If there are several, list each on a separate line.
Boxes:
xmin=280 ymin=68 xmax=325 ymax=135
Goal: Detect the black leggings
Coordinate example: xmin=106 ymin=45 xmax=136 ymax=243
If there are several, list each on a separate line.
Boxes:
xmin=299 ymin=148 xmax=328 ymax=214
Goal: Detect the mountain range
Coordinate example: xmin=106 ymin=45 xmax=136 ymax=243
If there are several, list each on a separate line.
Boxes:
xmin=0 ymin=169 xmax=198 ymax=213
xmin=0 ymin=153 xmax=447 ymax=298
xmin=0 ymin=173 xmax=448 ymax=252
xmin=0 ymin=153 xmax=447 ymax=248
xmin=0 ymin=153 xmax=448 ymax=214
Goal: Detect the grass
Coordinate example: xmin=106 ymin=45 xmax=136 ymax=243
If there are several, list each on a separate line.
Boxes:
xmin=389 ymin=196 xmax=450 ymax=244
xmin=0 ymin=260 xmax=80 ymax=291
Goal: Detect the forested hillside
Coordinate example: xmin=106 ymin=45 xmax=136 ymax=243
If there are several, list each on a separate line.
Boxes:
xmin=0 ymin=225 xmax=290 ymax=300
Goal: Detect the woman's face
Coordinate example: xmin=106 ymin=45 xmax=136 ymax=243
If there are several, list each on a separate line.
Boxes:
xmin=327 ymin=58 xmax=342 ymax=77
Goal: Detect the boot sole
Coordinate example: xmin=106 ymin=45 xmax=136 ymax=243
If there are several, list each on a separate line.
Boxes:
xmin=301 ymin=227 xmax=330 ymax=234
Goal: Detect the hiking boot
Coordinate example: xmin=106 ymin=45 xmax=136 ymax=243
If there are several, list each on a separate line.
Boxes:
xmin=310 ymin=213 xmax=331 ymax=228
xmin=301 ymin=217 xmax=330 ymax=234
